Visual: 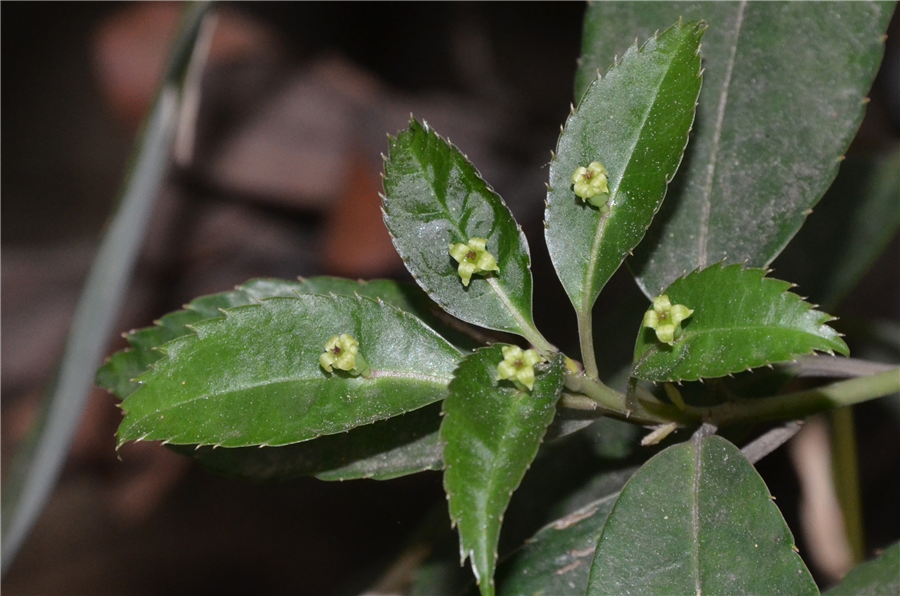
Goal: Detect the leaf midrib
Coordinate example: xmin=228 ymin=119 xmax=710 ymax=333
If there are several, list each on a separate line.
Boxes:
xmin=126 ymin=369 xmax=454 ymax=414
xmin=697 ymin=0 xmax=747 ymax=268
xmin=466 ymin=390 xmax=532 ymax=579
xmin=487 ymin=277 xmax=533 ymax=338
xmin=691 ymin=438 xmax=703 ymax=596
xmin=680 ymin=322 xmax=833 ymax=339
xmin=639 ymin=323 xmax=838 ymax=360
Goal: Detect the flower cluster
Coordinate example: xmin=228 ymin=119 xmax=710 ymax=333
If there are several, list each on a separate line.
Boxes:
xmin=449 ymin=237 xmax=500 ymax=286
xmin=320 ymin=333 xmax=362 ymax=374
xmin=497 ymin=345 xmax=544 ymax=391
xmin=571 ymin=161 xmax=610 ymax=210
xmin=642 ymin=295 xmax=694 ymax=345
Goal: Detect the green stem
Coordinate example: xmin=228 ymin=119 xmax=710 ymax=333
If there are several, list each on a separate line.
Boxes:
xmin=577 ymin=311 xmax=599 ymax=379
xmin=563 ymin=371 xmax=691 ymax=426
xmin=558 ymin=366 xmax=899 ymax=430
xmin=830 ymin=407 xmax=865 ymax=565
xmin=702 ymin=367 xmax=900 ymax=426
xmin=565 ymin=370 xmax=620 ymax=410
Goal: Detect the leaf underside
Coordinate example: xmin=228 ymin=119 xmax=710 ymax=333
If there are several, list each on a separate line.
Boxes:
xmin=167 ymin=402 xmax=443 ymax=482
xmin=383 ymin=118 xmax=538 ymax=339
xmin=632 ymin=263 xmax=849 ymax=382
xmin=117 ymin=294 xmax=461 ymax=449
xmin=587 ymin=435 xmax=817 ymax=595
xmin=442 ymin=347 xmax=565 ymax=596
xmin=546 ymin=19 xmax=704 ymax=315
xmin=575 ymin=2 xmax=895 ymax=297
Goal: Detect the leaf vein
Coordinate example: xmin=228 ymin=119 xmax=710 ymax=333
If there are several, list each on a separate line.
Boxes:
xmin=128 ymin=371 xmax=452 ymax=416
xmin=698 ymin=0 xmax=747 ymax=267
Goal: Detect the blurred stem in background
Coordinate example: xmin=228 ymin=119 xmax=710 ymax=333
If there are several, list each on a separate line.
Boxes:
xmin=830 ymin=407 xmax=866 ymax=565
xmin=1 ymin=2 xmax=213 ymax=575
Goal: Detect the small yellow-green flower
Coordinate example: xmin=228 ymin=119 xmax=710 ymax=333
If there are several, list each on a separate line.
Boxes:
xmin=449 ymin=237 xmax=499 ymax=286
xmin=497 ymin=345 xmax=544 ymax=391
xmin=642 ymin=295 xmax=694 ymax=345
xmin=320 ymin=333 xmax=361 ymax=373
xmin=571 ymin=161 xmax=610 ymax=210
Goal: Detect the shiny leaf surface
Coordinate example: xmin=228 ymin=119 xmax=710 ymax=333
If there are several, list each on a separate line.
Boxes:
xmin=118 ymin=295 xmax=461 ymax=448
xmin=633 ymin=264 xmax=849 ymax=382
xmin=98 ymin=277 xmax=478 ymax=400
xmin=546 ymin=20 xmax=704 ymax=314
xmin=577 ymin=2 xmax=896 ymax=297
xmin=442 ymin=347 xmax=565 ymax=596
xmin=383 ymin=119 xmax=540 ymax=341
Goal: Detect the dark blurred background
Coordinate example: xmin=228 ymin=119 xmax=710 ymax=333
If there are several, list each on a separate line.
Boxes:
xmin=2 ymin=2 xmax=898 ymax=595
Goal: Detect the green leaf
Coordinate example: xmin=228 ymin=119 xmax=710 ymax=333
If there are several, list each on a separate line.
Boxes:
xmin=168 ymin=402 xmax=443 ymax=482
xmin=587 ymin=435 xmax=817 ymax=595
xmin=633 ymin=263 xmax=849 ymax=382
xmin=546 ymin=20 xmax=704 ymax=314
xmin=96 ymin=289 xmax=259 ymax=399
xmin=494 ymin=468 xmax=635 ymax=596
xmin=441 ymin=347 xmax=565 ymax=596
xmin=247 ymin=276 xmax=485 ymax=351
xmin=117 ymin=294 xmax=461 ymax=448
xmin=383 ymin=119 xmax=546 ymax=348
xmin=299 ymin=277 xmax=484 ymax=351
xmin=97 ymin=277 xmax=479 ymax=400
xmin=578 ymin=2 xmax=896 ymax=297
xmin=824 ymin=541 xmax=900 ymax=596
xmin=771 ymin=148 xmax=900 ymax=312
